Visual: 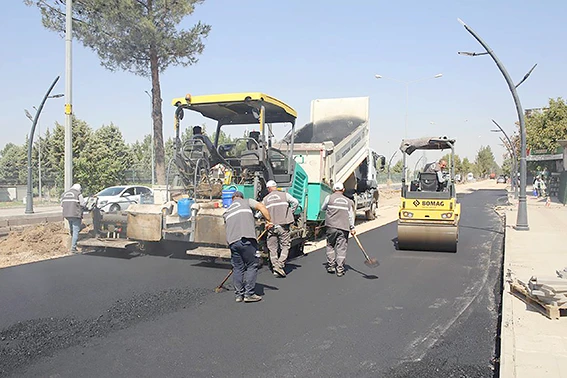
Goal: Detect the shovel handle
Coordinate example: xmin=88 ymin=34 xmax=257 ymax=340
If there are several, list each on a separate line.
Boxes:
xmin=353 ymin=234 xmax=371 ymax=261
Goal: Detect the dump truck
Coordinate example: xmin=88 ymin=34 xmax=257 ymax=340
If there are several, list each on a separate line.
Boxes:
xmin=286 ymin=97 xmax=385 ymax=228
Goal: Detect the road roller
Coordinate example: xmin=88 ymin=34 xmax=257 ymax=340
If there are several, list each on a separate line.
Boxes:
xmin=397 ymin=136 xmax=461 ymax=252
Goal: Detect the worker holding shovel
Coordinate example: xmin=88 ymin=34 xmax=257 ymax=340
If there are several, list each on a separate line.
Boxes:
xmin=262 ymin=180 xmax=299 ymax=278
xmin=224 ymin=191 xmax=273 ymax=303
xmin=321 ymin=182 xmax=356 ymax=277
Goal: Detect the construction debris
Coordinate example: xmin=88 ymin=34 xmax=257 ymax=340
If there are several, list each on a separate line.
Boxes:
xmin=508 ymin=269 xmax=567 ymax=320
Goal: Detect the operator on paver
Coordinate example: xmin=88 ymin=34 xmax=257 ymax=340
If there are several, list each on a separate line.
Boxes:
xmin=224 ymin=190 xmax=273 ymax=303
xmin=60 ymin=183 xmax=86 ymax=253
xmin=424 ymin=159 xmax=448 ymax=187
xmin=262 ymin=180 xmax=299 ymax=278
xmin=321 ymin=182 xmax=356 ymax=277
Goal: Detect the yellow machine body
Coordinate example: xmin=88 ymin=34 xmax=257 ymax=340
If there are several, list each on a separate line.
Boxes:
xmin=397 ymin=196 xmax=460 ymax=252
xmin=396 ymin=136 xmax=461 ymax=252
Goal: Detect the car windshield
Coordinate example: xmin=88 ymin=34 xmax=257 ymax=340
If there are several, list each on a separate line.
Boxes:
xmin=96 ymin=187 xmax=125 ymax=196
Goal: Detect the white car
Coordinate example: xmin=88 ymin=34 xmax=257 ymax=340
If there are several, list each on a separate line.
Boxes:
xmin=93 ymin=185 xmax=153 ymax=212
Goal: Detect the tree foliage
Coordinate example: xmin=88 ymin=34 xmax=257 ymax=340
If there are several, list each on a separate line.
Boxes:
xmin=526 ymin=98 xmax=567 ymax=152
xmin=0 ymin=143 xmax=27 ymax=184
xmin=391 ymin=159 xmax=404 ymax=174
xmin=474 ymin=145 xmax=497 ymax=178
xmin=461 ymin=157 xmax=473 ymax=177
xmin=26 ymin=0 xmax=211 ymax=185
xmin=75 ymin=124 xmax=133 ymax=194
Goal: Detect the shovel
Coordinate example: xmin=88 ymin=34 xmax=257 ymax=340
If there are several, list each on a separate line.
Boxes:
xmin=353 ymin=234 xmax=380 ymax=268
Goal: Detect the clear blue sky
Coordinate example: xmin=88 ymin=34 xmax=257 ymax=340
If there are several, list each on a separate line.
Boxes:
xmin=1 ymin=0 xmax=565 ymax=167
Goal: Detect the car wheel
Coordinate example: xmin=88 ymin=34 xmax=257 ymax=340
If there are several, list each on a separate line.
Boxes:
xmin=109 ymin=203 xmax=120 ymax=212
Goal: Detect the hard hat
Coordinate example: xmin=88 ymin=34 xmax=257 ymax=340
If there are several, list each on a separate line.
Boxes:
xmin=333 ymin=182 xmax=344 ymax=191
xmin=266 ymin=180 xmax=277 ymax=188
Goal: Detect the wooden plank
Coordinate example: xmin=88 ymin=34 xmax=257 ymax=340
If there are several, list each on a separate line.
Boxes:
xmin=509 ymin=281 xmax=565 ymax=320
xmin=186 ymin=246 xmax=231 ymax=259
xmin=77 ymin=238 xmax=139 ymax=249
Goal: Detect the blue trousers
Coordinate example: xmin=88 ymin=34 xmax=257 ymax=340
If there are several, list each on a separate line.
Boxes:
xmin=230 ymin=238 xmax=259 ymax=297
xmin=67 ymin=217 xmax=81 ymax=251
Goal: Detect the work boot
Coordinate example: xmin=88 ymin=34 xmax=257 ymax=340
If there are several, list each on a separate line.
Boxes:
xmin=273 ymin=266 xmax=286 ymax=277
xmin=244 ymin=294 xmax=262 ymax=303
xmin=326 ymin=265 xmax=336 ymax=274
xmin=235 ymin=296 xmax=243 ymax=303
xmin=336 ymin=268 xmax=344 ymax=277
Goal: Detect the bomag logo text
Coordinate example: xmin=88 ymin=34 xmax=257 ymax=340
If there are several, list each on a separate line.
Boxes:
xmin=421 ymin=200 xmax=444 ymax=206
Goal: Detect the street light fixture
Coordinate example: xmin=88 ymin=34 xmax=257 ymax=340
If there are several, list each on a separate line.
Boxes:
xmin=24 ymin=77 xmax=61 ymax=214
xmin=457 ymin=18 xmax=536 ymax=230
xmin=374 ymin=73 xmax=443 ymax=139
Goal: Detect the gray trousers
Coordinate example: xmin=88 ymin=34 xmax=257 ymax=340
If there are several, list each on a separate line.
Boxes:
xmin=267 ymin=224 xmax=290 ymax=269
xmin=326 ymin=227 xmax=349 ymax=272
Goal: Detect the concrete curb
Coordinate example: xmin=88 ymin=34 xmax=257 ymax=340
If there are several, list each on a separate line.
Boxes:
xmin=495 ymin=196 xmax=516 ymax=378
xmin=0 ymin=215 xmax=64 ymax=237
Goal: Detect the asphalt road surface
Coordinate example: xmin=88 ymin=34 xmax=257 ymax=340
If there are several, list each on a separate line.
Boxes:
xmin=0 ymin=188 xmax=505 ymax=378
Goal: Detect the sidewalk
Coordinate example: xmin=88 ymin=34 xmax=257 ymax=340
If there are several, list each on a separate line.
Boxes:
xmin=499 ymin=189 xmax=567 ymax=378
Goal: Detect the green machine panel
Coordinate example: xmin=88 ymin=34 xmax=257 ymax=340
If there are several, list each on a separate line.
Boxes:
xmin=306 ymin=183 xmax=332 ymax=221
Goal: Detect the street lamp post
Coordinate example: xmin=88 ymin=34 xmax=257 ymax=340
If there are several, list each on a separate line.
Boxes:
xmin=458 ymin=18 xmax=536 ymax=230
xmin=26 ymin=95 xmax=64 ymax=204
xmin=491 ymin=119 xmax=518 ymax=199
xmin=24 ymin=76 xmax=61 ymax=214
xmin=374 ymin=73 xmax=443 ymax=138
xmin=145 ymin=90 xmax=155 ymax=186
xmin=33 ymin=106 xmax=41 ymax=202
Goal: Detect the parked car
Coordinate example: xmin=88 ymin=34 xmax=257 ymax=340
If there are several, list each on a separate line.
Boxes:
xmin=92 ymin=185 xmax=153 ymax=212
xmin=496 ymin=175 xmax=507 ymax=184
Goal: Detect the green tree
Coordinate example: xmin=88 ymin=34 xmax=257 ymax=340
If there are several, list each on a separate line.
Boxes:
xmin=526 ymin=98 xmax=567 ymax=152
xmin=474 ymin=145 xmax=496 ymax=178
xmin=461 ymin=157 xmax=473 ymax=177
xmin=75 ymin=124 xmax=133 ymax=195
xmin=0 ymin=143 xmax=27 ymax=185
xmin=43 ymin=117 xmax=93 ymax=192
xmin=27 ymin=0 xmax=211 ymax=186
xmin=129 ymin=134 xmax=153 ymax=184
xmin=441 ymin=153 xmax=463 ymax=177
xmin=391 ymin=159 xmax=404 ymax=174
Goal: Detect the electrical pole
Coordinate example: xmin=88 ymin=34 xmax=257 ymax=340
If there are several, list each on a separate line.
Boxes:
xmin=64 ymin=0 xmax=73 ymax=191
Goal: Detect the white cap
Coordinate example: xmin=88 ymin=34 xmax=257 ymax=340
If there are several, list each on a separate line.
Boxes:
xmin=333 ymin=182 xmax=344 ymax=191
xmin=266 ymin=180 xmax=277 ymax=188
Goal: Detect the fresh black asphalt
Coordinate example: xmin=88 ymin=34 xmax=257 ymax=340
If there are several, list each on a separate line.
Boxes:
xmin=0 ymin=188 xmax=506 ymax=377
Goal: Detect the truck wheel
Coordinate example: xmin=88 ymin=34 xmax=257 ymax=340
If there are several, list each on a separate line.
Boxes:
xmin=365 ymin=201 xmax=377 ymax=220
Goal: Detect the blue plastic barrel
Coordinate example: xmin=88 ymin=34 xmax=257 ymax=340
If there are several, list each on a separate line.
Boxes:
xmin=178 ymin=198 xmax=194 ymax=218
xmin=222 ymin=186 xmax=238 ymax=208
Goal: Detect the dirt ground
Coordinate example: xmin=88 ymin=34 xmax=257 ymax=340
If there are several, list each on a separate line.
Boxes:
xmin=0 ymin=222 xmax=93 ymax=269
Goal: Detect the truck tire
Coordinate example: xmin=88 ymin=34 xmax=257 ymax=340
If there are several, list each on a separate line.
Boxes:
xmin=365 ymin=200 xmax=377 ymax=220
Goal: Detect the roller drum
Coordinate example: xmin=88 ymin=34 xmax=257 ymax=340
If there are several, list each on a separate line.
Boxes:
xmin=397 ymin=222 xmax=458 ymax=252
